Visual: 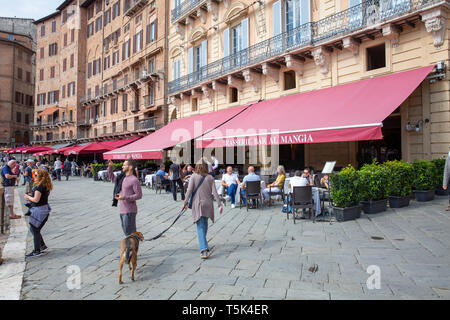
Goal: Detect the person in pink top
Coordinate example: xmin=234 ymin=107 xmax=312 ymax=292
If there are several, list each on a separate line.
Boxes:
xmin=114 ymin=158 xmax=143 ymax=236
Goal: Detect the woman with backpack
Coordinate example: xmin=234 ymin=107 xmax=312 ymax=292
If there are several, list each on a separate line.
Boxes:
xmin=23 ymin=169 xmax=53 ymax=258
xmin=183 ymin=158 xmax=223 ymax=259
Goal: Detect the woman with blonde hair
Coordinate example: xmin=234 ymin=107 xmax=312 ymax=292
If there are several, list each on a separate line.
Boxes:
xmin=24 ymin=169 xmax=53 ymax=258
xmin=183 ymin=157 xmax=223 ymax=259
xmin=262 ymin=165 xmax=286 ymax=205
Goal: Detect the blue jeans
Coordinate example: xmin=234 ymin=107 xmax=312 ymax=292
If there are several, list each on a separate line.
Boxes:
xmin=56 ymin=169 xmax=61 ymax=181
xmin=240 ymin=189 xmax=257 ymax=206
xmin=196 ymin=216 xmax=209 ymax=252
xmin=226 ymin=183 xmax=238 ymax=205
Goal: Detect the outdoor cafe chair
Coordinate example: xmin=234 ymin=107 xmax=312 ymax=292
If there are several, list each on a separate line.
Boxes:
xmin=268 ymin=182 xmax=285 ymax=206
xmin=290 ymin=186 xmax=314 ymax=224
xmin=239 ymin=180 xmax=263 ymax=211
xmin=154 ymin=174 xmax=164 ymax=194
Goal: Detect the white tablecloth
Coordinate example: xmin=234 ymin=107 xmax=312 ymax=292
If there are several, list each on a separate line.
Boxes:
xmin=145 ymin=174 xmax=156 ymax=187
xmin=98 ymin=170 xmax=107 ymax=180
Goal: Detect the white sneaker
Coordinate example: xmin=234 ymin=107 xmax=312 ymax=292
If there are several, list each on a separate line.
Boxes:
xmin=231 ymin=204 xmax=235 ymax=209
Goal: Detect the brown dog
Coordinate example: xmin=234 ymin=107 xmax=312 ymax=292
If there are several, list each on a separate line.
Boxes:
xmin=119 ymin=232 xmax=144 ymax=284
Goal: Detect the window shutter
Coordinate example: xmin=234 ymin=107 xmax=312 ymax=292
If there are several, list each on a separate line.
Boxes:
xmin=146 ymin=24 xmax=150 ymax=44
xmin=154 ymin=18 xmax=158 ymax=40
xmin=272 ymin=1 xmax=282 ymax=36
xmin=140 ymin=30 xmax=143 ymax=50
xmin=133 ymin=34 xmax=137 ymax=54
xmin=62 ymin=85 xmax=65 ymax=98
xmin=172 ymin=61 xmax=176 ymax=80
xmin=122 ymin=42 xmax=126 ymax=60
xmin=241 ymin=18 xmax=249 ymax=49
xmin=88 ymin=62 xmax=92 ymax=78
xmin=223 ymin=27 xmax=230 ymax=57
xmin=188 ymin=47 xmax=193 ymax=74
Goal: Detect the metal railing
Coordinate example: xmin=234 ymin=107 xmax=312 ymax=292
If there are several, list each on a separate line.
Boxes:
xmin=124 ymin=0 xmax=149 ymax=17
xmin=168 ymin=0 xmax=444 ymax=94
xmin=81 ymin=76 xmax=133 ymax=104
xmin=136 ymin=117 xmax=156 ymax=131
xmin=171 ymin=0 xmax=206 ymax=23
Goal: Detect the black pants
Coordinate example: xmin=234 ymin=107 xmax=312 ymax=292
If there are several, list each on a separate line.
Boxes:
xmin=29 ymin=215 xmax=48 ymax=253
xmin=162 ymin=179 xmax=171 ymax=192
xmin=171 ymin=178 xmax=185 ymax=201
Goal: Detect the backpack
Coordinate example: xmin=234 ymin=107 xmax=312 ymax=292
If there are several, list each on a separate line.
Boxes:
xmin=32 ymin=168 xmax=38 ymax=182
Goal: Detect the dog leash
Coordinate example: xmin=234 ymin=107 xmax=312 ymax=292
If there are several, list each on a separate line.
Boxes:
xmin=144 ymin=208 xmax=187 ymax=241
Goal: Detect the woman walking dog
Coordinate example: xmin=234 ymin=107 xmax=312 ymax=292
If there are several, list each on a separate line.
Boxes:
xmin=183 ymin=158 xmax=223 ymax=259
xmin=24 ymin=169 xmax=53 ymax=258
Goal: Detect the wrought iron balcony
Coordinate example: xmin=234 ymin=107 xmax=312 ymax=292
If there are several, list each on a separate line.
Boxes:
xmin=168 ymin=0 xmax=444 ymax=94
xmin=171 ymin=0 xmax=208 ymax=23
xmin=136 ymin=118 xmax=156 ymax=131
xmin=124 ymin=0 xmax=149 ymax=17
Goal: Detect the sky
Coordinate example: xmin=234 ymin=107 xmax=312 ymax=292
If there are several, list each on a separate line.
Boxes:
xmin=0 ymin=0 xmax=64 ymax=21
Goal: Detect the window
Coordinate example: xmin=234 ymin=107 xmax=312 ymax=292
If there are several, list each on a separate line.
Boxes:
xmin=64 ymin=33 xmax=67 ymax=46
xmin=26 ymin=72 xmax=31 ymax=83
xmin=95 ymin=16 xmax=102 ymax=32
xmin=104 ymin=56 xmax=110 ymax=70
xmin=124 ymin=23 xmax=130 ymax=33
xmin=40 ymin=47 xmax=44 ymax=59
xmin=148 ymin=59 xmax=154 ymax=73
xmin=150 ymin=21 xmax=156 ymax=42
xmin=63 ymin=58 xmax=67 ymax=72
xmin=194 ymin=45 xmax=201 ymax=72
xmin=112 ymin=50 xmax=119 ymax=65
xmin=49 ymin=43 xmax=58 ymax=56
xmin=124 ymin=0 xmax=131 ymax=12
xmin=18 ymin=50 xmax=22 ymax=60
xmin=367 ymin=43 xmax=386 ymax=71
xmin=71 ymin=29 xmax=75 ymax=42
xmin=104 ymin=9 xmax=111 ymax=26
xmin=87 ymin=88 xmax=91 ymax=99
xmin=88 ymin=6 xmax=94 ymax=19
xmin=136 ymin=30 xmax=143 ymax=52
xmin=230 ymin=87 xmax=238 ymax=103
xmin=112 ymin=1 xmax=120 ymax=19
xmin=95 ymin=85 xmax=99 ymax=96
xmin=68 ymin=82 xmax=76 ymax=97
xmin=17 ymin=68 xmax=22 ymax=80
xmin=103 ymin=101 xmax=107 ymax=116
xmin=96 ymin=0 xmax=102 ymax=13
xmin=192 ymin=97 xmax=198 ymax=112
xmin=38 ymin=93 xmax=46 ymax=106
xmin=70 ymin=54 xmax=74 ymax=68
xmin=25 ymin=114 xmax=30 ymax=124
xmin=62 ymin=10 xmax=68 ymax=24
xmin=41 ymin=24 xmax=45 ymax=37
xmin=16 ymin=112 xmax=21 ymax=123
xmin=87 ymin=22 xmax=94 ymax=37
xmin=122 ymin=39 xmax=130 ymax=60
xmin=26 ymin=54 xmax=31 ymax=65
xmin=122 ymin=93 xmax=128 ymax=111
xmin=150 ymin=1 xmax=156 ymax=9
xmin=39 ymin=69 xmax=44 ymax=81
xmin=172 ymin=59 xmax=180 ymax=80
xmin=15 ymin=91 xmax=20 ymax=103
xmin=284 ymin=70 xmax=296 ymax=90
xmin=52 ymin=20 xmax=56 ymax=32
xmin=123 ymin=119 xmax=127 ymax=132
xmin=50 ymin=66 xmax=55 ymax=78
xmin=62 ymin=85 xmax=66 ymax=98
xmin=135 ymin=14 xmax=142 ymax=24
xmin=88 ymin=62 xmax=92 ymax=78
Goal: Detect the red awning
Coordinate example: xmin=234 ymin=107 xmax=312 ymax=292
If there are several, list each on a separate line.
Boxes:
xmin=64 ymin=138 xmax=140 ymax=156
xmin=103 ymin=104 xmax=250 ymax=160
xmin=198 ymin=66 xmax=434 ymax=148
xmin=21 ymin=146 xmax=53 ymax=154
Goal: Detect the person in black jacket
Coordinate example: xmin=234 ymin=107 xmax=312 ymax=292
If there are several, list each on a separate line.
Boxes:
xmin=112 ymin=171 xmax=125 ymax=207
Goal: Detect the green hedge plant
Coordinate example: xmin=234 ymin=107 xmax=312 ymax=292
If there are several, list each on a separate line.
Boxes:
xmin=384 ymin=160 xmax=414 ymax=197
xmin=358 ymin=161 xmax=389 ymax=201
xmin=431 ymin=158 xmax=446 ymax=188
xmin=91 ymin=163 xmax=104 ymax=176
xmin=329 ymin=165 xmax=362 ymax=208
xmin=412 ymin=159 xmax=438 ymax=191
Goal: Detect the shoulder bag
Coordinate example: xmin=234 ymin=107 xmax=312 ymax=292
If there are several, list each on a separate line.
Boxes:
xmin=188 ymin=175 xmax=206 ymax=209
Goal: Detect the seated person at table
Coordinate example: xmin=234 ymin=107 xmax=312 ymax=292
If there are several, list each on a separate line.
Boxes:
xmin=301 ymin=168 xmax=314 ymax=186
xmin=182 ymin=165 xmax=194 ymax=192
xmin=288 ymin=170 xmax=308 ymax=193
xmin=240 ymin=166 xmax=260 ymax=207
xmin=221 ymin=166 xmax=241 ymax=208
xmin=320 ymin=174 xmax=329 ymax=189
xmin=156 ymin=165 xmax=170 ymax=192
xmin=262 ymin=165 xmax=286 ymax=204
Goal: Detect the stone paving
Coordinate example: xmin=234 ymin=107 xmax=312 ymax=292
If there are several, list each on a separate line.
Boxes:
xmin=17 ymin=177 xmax=450 ymax=300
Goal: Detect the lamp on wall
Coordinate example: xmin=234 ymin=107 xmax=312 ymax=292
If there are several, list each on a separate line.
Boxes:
xmin=406 ymin=119 xmax=429 ymax=132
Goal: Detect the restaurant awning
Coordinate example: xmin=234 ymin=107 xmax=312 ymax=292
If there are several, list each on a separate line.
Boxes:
xmin=38 ymin=106 xmax=59 ymax=117
xmin=64 ymin=138 xmax=140 ymax=156
xmin=103 ymin=104 xmax=250 ymax=160
xmin=197 ymin=66 xmax=435 ymax=148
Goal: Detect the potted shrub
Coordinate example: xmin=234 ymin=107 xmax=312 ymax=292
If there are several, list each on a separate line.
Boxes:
xmin=91 ymin=163 xmax=104 ymax=180
xmin=431 ymin=158 xmax=448 ymax=196
xmin=412 ymin=159 xmax=437 ymax=201
xmin=329 ymin=165 xmax=362 ymax=221
xmin=358 ymin=162 xmax=389 ymax=214
xmin=384 ymin=160 xmax=413 ymax=208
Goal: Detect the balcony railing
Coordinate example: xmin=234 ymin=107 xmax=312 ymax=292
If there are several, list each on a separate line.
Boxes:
xmin=124 ymin=0 xmax=149 ymax=17
xmin=136 ymin=118 xmax=156 ymax=131
xmin=168 ymin=0 xmax=444 ymax=94
xmin=171 ymin=0 xmax=207 ymax=23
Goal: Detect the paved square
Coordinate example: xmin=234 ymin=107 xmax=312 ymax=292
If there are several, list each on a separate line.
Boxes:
xmin=19 ymin=177 xmax=450 ymax=299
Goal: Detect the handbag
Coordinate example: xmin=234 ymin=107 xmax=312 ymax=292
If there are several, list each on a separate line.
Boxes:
xmin=188 ymin=175 xmax=206 ymax=209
